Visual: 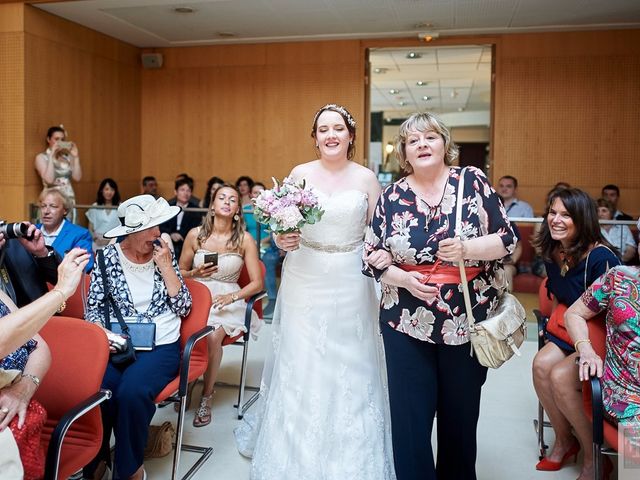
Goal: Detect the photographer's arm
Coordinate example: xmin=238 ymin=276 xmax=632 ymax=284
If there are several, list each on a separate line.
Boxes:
xmin=18 ymin=224 xmax=61 ymax=284
xmin=34 ymin=153 xmax=55 ymax=185
xmin=70 ymin=147 xmax=82 ymax=182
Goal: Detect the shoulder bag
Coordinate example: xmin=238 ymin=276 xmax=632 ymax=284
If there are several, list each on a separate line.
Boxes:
xmin=456 ymin=167 xmax=527 ymax=369
xmin=97 ymin=250 xmax=156 ymax=367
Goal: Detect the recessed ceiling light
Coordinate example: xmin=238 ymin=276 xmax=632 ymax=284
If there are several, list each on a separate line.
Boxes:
xmin=458 ymin=107 xmax=465 ymax=112
xmin=389 ymin=89 xmax=400 ymax=94
xmin=422 ymin=96 xmax=431 ymax=101
xmin=398 ymin=101 xmax=406 ymax=106
xmin=373 ymin=68 xmax=388 ymax=74
xmin=406 ymin=52 xmax=422 ymax=59
xmin=416 ymin=81 xmax=427 ymax=86
xmin=174 ymin=6 xmax=195 ymax=13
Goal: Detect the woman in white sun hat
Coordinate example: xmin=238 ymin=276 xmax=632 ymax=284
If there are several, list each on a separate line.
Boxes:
xmin=83 ymin=195 xmax=192 ymax=480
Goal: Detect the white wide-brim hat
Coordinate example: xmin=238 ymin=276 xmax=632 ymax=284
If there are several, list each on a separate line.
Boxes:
xmin=104 ymin=195 xmax=181 ymax=238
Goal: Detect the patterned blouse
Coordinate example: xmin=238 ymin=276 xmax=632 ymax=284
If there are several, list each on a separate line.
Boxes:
xmin=0 ymin=299 xmax=37 ymax=371
xmin=85 ymin=244 xmax=192 ymax=327
xmin=365 ymin=166 xmax=516 ymax=345
xmin=581 ymin=266 xmax=640 ymax=426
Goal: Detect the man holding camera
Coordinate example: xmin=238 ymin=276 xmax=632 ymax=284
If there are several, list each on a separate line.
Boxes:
xmin=0 ymin=222 xmax=61 ymax=307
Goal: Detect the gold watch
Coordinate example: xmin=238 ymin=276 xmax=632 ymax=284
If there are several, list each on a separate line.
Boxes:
xmin=231 ymin=293 xmax=239 ymax=302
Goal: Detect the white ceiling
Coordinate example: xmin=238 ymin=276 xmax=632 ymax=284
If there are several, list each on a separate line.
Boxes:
xmin=34 ymin=0 xmax=640 ymax=47
xmin=34 ymin=0 xmax=640 ymax=122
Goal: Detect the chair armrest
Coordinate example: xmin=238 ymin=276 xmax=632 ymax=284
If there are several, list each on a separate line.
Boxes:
xmin=44 ymin=389 xmax=112 ymax=480
xmin=178 ymin=326 xmax=214 ymax=395
xmin=533 ymin=309 xmax=548 ymax=350
xmin=243 ymin=290 xmax=268 ymax=340
xmin=590 ymin=375 xmax=604 ymax=446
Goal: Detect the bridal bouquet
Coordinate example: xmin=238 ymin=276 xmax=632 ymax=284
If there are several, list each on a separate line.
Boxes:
xmin=253 ymin=177 xmax=324 ymax=234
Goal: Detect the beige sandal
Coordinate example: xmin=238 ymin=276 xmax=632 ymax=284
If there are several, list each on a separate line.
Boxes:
xmin=193 ymin=394 xmax=213 ymax=427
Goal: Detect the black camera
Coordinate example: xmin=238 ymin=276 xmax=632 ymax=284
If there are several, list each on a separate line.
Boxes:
xmin=0 ymin=221 xmax=34 ymax=240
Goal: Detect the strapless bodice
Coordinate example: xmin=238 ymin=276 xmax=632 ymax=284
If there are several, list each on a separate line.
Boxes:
xmin=301 ymin=189 xmax=368 ymax=248
xmin=193 ymin=250 xmax=244 ymax=283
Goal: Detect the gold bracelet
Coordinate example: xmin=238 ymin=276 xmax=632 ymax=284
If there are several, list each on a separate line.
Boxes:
xmin=574 ymin=339 xmax=591 ymax=351
xmin=50 ymin=288 xmax=67 ymax=313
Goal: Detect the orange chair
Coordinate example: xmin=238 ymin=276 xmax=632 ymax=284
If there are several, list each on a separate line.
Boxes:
xmin=219 ymin=261 xmax=267 ymax=419
xmin=35 ymin=316 xmax=111 ymax=480
xmin=533 ymin=278 xmax=554 ymax=459
xmin=512 ymin=224 xmax=544 ymax=294
xmin=153 ymin=278 xmax=214 ymax=480
xmin=583 ymin=319 xmax=618 ymax=480
xmin=47 ymin=273 xmax=90 ymax=319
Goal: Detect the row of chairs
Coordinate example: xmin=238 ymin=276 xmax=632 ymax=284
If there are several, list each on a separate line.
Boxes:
xmin=532 ymin=279 xmax=618 ymax=479
xmin=39 ymin=263 xmax=266 ymax=479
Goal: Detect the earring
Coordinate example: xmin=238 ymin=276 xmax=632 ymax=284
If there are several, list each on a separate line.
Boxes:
xmin=233 ymin=214 xmax=240 ymax=221
xmin=349 ymin=140 xmax=353 ymax=145
xmin=315 ymin=144 xmax=319 ymax=148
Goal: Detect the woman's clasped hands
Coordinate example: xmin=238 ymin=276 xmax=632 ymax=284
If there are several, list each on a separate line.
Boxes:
xmin=275 ymin=232 xmax=301 ymax=252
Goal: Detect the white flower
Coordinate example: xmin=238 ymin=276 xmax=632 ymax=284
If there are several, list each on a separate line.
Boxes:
xmin=390 ymin=211 xmax=418 ymax=236
xmin=272 ymin=205 xmax=304 ymax=231
xmin=441 ymin=314 xmax=469 ymax=345
xmin=397 ymin=307 xmax=435 ymax=341
xmin=439 ymin=183 xmax=456 ymax=215
xmin=387 ymin=235 xmax=417 ymax=265
xmin=381 ymin=283 xmax=399 ymax=309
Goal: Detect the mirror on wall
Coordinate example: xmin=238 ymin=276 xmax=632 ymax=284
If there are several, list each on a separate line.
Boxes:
xmin=368 ymin=45 xmax=492 ymax=184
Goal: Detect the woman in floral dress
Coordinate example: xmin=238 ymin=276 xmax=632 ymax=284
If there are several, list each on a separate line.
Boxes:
xmin=566 ymin=262 xmax=640 ymax=449
xmin=365 ymin=112 xmax=516 ymax=480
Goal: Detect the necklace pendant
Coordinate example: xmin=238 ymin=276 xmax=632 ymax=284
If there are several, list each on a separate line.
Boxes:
xmin=560 ymin=262 xmax=569 ymax=277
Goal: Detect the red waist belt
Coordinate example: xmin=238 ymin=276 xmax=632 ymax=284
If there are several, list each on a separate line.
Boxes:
xmin=399 ymin=261 xmax=482 ymax=284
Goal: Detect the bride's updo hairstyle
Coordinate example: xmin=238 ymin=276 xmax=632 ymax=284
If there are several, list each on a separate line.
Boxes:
xmin=311 ymin=104 xmax=357 ymax=160
xmin=198 ymin=184 xmax=246 ymax=252
xmin=395 ymin=112 xmax=459 ymax=174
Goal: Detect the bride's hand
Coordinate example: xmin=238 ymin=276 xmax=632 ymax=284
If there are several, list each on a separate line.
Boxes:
xmin=402 ymin=271 xmax=439 ymax=302
xmin=366 ymin=250 xmax=393 ymax=270
xmin=275 ymin=232 xmax=300 ymax=252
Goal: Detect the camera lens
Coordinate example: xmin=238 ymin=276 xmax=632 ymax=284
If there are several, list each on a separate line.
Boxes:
xmin=0 ymin=222 xmax=33 ymax=240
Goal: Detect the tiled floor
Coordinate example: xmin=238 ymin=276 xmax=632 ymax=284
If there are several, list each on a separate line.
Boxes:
xmin=142 ymin=293 xmax=596 ymax=479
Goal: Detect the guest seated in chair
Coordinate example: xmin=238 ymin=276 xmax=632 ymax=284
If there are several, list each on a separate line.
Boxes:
xmin=596 ymin=198 xmax=637 ymax=264
xmin=179 ymin=185 xmax=263 ymax=427
xmin=565 ymin=256 xmax=640 ymax=452
xmin=84 ymin=195 xmax=192 ymax=480
xmin=36 ymin=188 xmax=93 ymax=271
xmin=531 ymin=188 xmax=620 ymax=479
xmin=0 ymin=248 xmax=89 ymax=479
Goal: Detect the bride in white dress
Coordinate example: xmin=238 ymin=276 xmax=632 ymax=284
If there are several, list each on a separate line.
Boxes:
xmin=235 ymin=104 xmax=395 ymax=479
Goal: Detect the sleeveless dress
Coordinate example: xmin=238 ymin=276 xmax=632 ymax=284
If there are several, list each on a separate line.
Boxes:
xmin=236 ymin=190 xmax=395 ymax=480
xmin=38 ymin=149 xmax=75 ymax=204
xmin=192 ymin=251 xmax=260 ymax=337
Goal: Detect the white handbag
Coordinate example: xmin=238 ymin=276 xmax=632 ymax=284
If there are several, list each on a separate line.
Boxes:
xmin=455 ymin=168 xmax=527 ymax=369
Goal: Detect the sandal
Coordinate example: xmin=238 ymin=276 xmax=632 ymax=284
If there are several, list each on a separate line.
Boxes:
xmin=193 ymin=394 xmax=213 ymax=427
xmin=175 ymin=380 xmax=197 ymax=412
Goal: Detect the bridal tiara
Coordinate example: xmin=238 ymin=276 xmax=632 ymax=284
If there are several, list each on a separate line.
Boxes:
xmin=312 ymin=104 xmax=357 ymax=129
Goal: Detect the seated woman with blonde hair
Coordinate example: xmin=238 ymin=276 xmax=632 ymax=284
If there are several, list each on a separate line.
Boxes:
xmin=179 ymin=184 xmax=263 ymax=427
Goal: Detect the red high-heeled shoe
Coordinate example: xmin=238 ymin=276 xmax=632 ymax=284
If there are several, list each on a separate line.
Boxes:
xmin=535 ymin=439 xmax=580 ymax=471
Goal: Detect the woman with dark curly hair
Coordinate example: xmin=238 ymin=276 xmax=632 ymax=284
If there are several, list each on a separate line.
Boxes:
xmin=532 ymin=187 xmax=620 ymax=478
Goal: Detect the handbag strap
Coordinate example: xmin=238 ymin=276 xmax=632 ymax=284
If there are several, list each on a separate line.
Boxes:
xmin=455 ymin=167 xmax=477 ymax=329
xmin=97 ymin=249 xmax=129 ymax=335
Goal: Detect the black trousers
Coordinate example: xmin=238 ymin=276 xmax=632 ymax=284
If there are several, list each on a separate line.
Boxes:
xmin=382 ymin=324 xmax=488 ymax=480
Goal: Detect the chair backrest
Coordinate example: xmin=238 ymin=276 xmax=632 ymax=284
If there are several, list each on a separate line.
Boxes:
xmin=181 ymin=278 xmax=214 ymax=353
xmin=538 ymin=278 xmax=554 ymax=318
xmin=237 ymin=260 xmax=266 ymax=318
xmin=516 ymin=224 xmax=537 ymax=265
xmin=35 ymin=317 xmax=109 ymax=478
xmin=47 ymin=273 xmax=91 ymax=319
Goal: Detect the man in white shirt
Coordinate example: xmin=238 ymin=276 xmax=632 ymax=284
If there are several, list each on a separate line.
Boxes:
xmin=497 ymin=175 xmax=534 ymax=218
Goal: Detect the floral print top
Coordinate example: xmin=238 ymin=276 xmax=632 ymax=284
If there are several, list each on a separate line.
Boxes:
xmin=581 ymin=266 xmax=640 ymax=425
xmin=85 ymin=244 xmax=192 ymax=327
xmin=364 ymin=167 xmax=516 ymax=345
xmin=0 ymin=299 xmax=37 ymax=371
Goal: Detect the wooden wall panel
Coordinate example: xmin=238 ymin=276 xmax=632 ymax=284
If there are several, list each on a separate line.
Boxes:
xmin=141 ymin=41 xmax=363 ymax=198
xmin=22 ymin=6 xmax=141 ymax=219
xmin=493 ymin=30 xmax=640 ymax=216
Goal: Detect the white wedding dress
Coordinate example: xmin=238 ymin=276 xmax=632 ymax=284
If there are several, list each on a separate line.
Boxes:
xmin=235 ymin=190 xmax=395 ymax=480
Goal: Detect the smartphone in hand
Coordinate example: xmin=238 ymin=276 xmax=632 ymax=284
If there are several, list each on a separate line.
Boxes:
xmin=204 ymin=252 xmax=218 ymax=266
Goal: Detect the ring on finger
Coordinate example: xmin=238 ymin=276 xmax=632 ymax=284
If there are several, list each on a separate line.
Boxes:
xmin=0 ymin=407 xmax=9 ymax=414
